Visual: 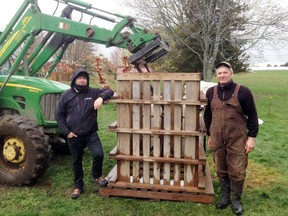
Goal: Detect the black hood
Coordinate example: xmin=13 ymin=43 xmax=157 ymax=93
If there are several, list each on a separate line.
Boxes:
xmin=71 ymin=69 xmax=90 ymax=87
xmin=70 ymin=69 xmax=90 ymax=93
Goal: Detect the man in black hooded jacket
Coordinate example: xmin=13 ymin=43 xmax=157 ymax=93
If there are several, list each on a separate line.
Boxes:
xmin=56 ymin=69 xmax=114 ymax=199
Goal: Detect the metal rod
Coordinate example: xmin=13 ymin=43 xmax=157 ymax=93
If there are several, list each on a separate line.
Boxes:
xmin=0 ymin=35 xmax=35 ymax=93
xmin=45 ymin=43 xmax=69 ymax=78
xmin=59 ymin=0 xmax=92 ymax=9
xmin=91 ymin=6 xmax=126 ymax=19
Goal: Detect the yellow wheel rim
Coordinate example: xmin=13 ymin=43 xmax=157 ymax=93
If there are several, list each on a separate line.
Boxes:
xmin=3 ymin=137 xmax=26 ymax=163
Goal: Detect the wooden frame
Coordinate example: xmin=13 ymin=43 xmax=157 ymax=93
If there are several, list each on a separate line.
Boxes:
xmin=99 ymin=73 xmax=214 ymax=203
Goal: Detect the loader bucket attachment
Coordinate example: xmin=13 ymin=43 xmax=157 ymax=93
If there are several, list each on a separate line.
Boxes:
xmin=128 ymin=37 xmax=170 ymax=73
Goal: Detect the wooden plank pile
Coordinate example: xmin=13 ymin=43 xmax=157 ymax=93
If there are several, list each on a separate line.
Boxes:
xmin=99 ymin=73 xmax=214 ymax=203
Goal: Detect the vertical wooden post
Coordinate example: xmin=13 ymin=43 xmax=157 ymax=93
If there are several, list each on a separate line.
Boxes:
xmin=152 ymin=80 xmax=161 ymax=183
xmin=143 ymin=80 xmax=151 ymax=183
xmin=173 ymin=80 xmax=183 ymax=185
xmin=117 ymin=80 xmax=132 ymax=181
xmin=184 ymin=81 xmax=200 ymax=186
xmin=163 ymin=81 xmax=171 ymax=183
xmin=132 ymin=81 xmax=140 ymax=180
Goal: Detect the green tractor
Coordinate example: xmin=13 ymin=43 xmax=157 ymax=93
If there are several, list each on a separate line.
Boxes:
xmin=0 ymin=0 xmax=169 ymax=185
xmin=0 ymin=74 xmax=69 ymax=185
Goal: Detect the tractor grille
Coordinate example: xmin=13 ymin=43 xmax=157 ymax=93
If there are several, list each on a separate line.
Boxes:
xmin=40 ymin=93 xmax=62 ymax=121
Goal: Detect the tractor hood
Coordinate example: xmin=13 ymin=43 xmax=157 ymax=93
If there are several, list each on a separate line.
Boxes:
xmin=0 ymin=75 xmax=70 ymax=94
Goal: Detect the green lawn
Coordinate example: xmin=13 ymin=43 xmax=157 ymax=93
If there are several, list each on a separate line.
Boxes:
xmin=0 ymin=71 xmax=287 ymax=216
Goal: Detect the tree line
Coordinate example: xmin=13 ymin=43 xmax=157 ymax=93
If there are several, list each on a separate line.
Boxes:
xmin=35 ymin=0 xmax=288 ymax=82
xmin=123 ymin=0 xmax=288 ymax=81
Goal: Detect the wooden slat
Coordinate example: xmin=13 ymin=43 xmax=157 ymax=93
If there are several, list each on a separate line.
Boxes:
xmin=100 ymin=187 xmax=214 ymax=203
xmin=200 ymin=90 xmax=207 ymax=103
xmin=198 ymin=165 xmax=206 ymax=190
xmin=142 ymin=80 xmax=151 ymax=184
xmin=132 ymin=80 xmax=140 ymax=179
xmin=109 ymin=181 xmax=205 ymax=193
xmin=152 ymin=80 xmax=161 ymax=183
xmin=183 ymin=81 xmax=197 ymax=186
xmin=117 ymin=80 xmax=132 ymax=181
xmin=163 ymin=81 xmax=171 ymax=182
xmin=111 ymin=99 xmax=204 ymax=106
xmin=187 ymin=81 xmax=201 ymax=187
xmin=199 ymin=144 xmax=206 ymax=162
xmin=203 ymin=162 xmax=215 ymax=195
xmin=110 ymin=154 xmax=205 ymax=165
xmin=110 ymin=128 xmax=202 ymax=136
xmin=189 ymin=80 xmax=200 ymax=101
xmin=117 ymin=72 xmax=202 ymax=81
xmin=173 ymin=81 xmax=182 ymax=184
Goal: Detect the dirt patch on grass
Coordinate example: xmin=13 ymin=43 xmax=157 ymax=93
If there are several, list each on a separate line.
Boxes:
xmin=245 ymin=161 xmax=281 ymax=190
xmin=207 ymin=155 xmax=282 ymax=190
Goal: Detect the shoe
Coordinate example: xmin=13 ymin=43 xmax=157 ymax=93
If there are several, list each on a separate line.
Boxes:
xmin=71 ymin=188 xmax=83 ymax=199
xmin=231 ymin=201 xmax=243 ymax=215
xmin=216 ymin=177 xmax=231 ymax=209
xmin=94 ymin=177 xmax=109 ymax=187
xmin=231 ymin=180 xmax=244 ymax=215
xmin=216 ymin=199 xmax=231 ymax=209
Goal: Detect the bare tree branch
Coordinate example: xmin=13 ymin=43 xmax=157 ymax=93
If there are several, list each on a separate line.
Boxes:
xmin=125 ymin=0 xmax=288 ymax=80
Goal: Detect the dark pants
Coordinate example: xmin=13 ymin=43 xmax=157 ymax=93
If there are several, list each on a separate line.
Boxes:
xmin=67 ymin=132 xmax=104 ymax=190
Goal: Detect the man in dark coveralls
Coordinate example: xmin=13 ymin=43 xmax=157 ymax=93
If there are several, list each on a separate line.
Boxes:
xmin=204 ymin=62 xmax=259 ymax=215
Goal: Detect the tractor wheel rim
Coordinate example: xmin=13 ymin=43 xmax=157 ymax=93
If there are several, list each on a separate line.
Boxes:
xmin=3 ymin=137 xmax=26 ymax=163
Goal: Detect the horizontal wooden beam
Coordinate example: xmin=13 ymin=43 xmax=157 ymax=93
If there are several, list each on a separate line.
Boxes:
xmin=117 ymin=72 xmax=202 ymax=81
xmin=109 ymin=127 xmax=204 ymax=136
xmin=100 ymin=187 xmax=214 ymax=203
xmin=109 ymin=154 xmax=206 ymax=165
xmin=111 ymin=99 xmax=204 ymax=106
xmin=109 ymin=181 xmax=205 ymax=193
xmin=108 ymin=122 xmax=207 ymax=135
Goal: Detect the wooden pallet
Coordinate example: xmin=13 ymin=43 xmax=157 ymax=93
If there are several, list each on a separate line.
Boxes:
xmin=100 ymin=154 xmax=214 ymax=203
xmin=99 ymin=73 xmax=214 ymax=203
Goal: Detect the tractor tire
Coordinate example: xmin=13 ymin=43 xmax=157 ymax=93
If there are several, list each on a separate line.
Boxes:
xmin=0 ymin=115 xmax=50 ymax=186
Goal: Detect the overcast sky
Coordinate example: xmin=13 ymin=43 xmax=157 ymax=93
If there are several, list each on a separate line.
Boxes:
xmin=0 ymin=0 xmax=126 ymax=57
xmin=1 ymin=0 xmax=288 ymax=66
xmin=0 ymin=0 xmax=126 ymax=29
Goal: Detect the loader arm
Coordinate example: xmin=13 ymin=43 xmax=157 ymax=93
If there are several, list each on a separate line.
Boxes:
xmin=0 ymin=0 xmax=169 ymax=80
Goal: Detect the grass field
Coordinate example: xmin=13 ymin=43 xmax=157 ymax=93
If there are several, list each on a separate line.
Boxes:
xmin=0 ymin=71 xmax=287 ymax=216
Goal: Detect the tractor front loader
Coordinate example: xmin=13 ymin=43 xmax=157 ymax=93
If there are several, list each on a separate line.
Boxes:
xmin=0 ymin=0 xmax=169 ymax=186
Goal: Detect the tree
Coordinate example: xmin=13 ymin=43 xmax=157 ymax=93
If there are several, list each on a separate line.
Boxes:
xmin=62 ymin=40 xmax=97 ymax=66
xmin=125 ymin=0 xmax=288 ymax=81
xmin=110 ymin=48 xmax=130 ymax=72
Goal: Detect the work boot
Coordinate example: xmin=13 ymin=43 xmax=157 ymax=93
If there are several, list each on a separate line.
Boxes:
xmin=216 ymin=177 xmax=231 ymax=209
xmin=93 ymin=176 xmax=109 ymax=187
xmin=71 ymin=188 xmax=83 ymax=199
xmin=231 ymin=180 xmax=244 ymax=215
